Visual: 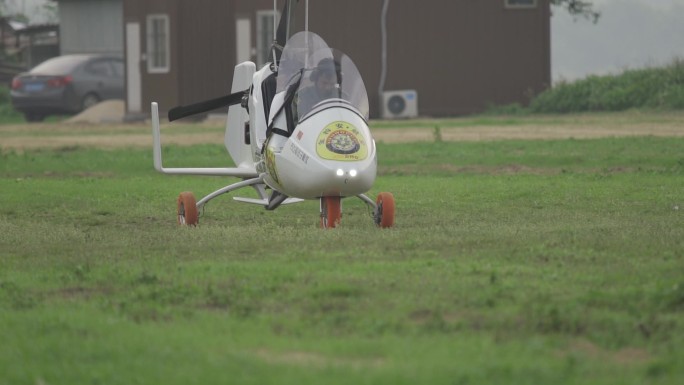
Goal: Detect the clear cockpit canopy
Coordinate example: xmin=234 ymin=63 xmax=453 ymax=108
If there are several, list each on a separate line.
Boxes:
xmin=277 ymin=31 xmax=369 ymax=120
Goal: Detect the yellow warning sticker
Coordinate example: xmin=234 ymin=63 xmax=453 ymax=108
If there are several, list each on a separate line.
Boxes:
xmin=264 ymin=144 xmax=280 ymax=184
xmin=316 ymin=121 xmax=368 ymax=161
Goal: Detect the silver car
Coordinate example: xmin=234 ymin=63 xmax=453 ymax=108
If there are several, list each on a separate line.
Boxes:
xmin=10 ymin=54 xmax=124 ymax=122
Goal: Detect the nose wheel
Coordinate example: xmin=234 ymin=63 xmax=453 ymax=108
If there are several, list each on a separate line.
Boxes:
xmin=374 ymin=192 xmax=395 ymax=228
xmin=320 ymin=196 xmax=341 ymax=229
xmin=177 ymin=191 xmax=199 ymax=226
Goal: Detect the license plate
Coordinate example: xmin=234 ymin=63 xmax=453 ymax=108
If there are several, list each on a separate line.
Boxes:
xmin=24 ymin=83 xmax=45 ymax=92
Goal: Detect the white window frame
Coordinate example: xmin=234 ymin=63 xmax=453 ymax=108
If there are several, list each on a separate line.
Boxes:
xmin=505 ymin=0 xmax=538 ymax=9
xmin=146 ymin=14 xmax=170 ymax=74
xmin=256 ymin=10 xmax=279 ymax=67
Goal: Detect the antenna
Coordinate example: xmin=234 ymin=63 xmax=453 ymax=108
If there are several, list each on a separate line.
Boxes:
xmin=302 ymin=0 xmax=309 ymax=68
xmin=272 ymin=0 xmax=278 ymax=69
xmin=378 ymin=0 xmax=390 ymax=104
xmin=273 ymin=0 xmax=277 ymax=37
xmin=305 ymin=0 xmax=309 ymax=32
xmin=285 ymin=0 xmax=292 ymax=39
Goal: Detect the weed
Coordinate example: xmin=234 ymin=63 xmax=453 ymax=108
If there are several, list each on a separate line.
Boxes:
xmin=432 ymin=125 xmax=442 ymax=142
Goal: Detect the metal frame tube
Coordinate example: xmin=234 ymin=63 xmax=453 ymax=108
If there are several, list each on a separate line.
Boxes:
xmin=151 ymin=102 xmax=258 ymax=177
xmin=196 ymin=176 xmax=265 ymax=208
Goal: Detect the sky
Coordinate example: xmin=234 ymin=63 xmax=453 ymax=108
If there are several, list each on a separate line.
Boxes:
xmin=0 ymin=0 xmax=55 ymax=23
xmin=552 ymin=0 xmax=684 ymax=81
xmin=4 ymin=0 xmax=684 ymax=83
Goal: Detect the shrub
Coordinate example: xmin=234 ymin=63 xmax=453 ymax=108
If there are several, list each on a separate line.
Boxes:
xmin=0 ymin=85 xmax=22 ymax=121
xmin=529 ymin=59 xmax=684 ymax=113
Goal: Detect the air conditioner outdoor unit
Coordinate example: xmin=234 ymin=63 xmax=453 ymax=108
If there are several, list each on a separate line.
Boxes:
xmin=381 ymin=90 xmax=418 ymax=119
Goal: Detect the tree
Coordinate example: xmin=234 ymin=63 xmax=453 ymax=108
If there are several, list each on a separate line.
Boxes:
xmin=41 ymin=2 xmax=58 ymax=23
xmin=551 ymin=0 xmax=600 ymax=23
xmin=1 ymin=0 xmax=57 ymax=24
xmin=0 ymin=0 xmax=28 ymax=23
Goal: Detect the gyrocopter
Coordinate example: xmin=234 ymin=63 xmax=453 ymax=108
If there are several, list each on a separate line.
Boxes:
xmin=151 ymin=0 xmax=395 ymax=229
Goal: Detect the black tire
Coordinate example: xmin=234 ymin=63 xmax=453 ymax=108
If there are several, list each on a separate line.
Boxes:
xmin=24 ymin=113 xmax=45 ymax=122
xmin=320 ymin=196 xmax=341 ymax=229
xmin=177 ymin=192 xmax=198 ymax=226
xmin=375 ymin=192 xmax=395 ymax=228
xmin=81 ymin=93 xmax=100 ymax=111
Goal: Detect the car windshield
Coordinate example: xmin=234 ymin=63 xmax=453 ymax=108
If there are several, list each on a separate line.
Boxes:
xmin=30 ymin=55 xmax=89 ymax=75
xmin=277 ymin=31 xmax=369 ymax=120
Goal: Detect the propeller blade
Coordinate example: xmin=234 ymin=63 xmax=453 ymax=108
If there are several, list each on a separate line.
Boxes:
xmin=167 ymin=90 xmax=247 ymax=122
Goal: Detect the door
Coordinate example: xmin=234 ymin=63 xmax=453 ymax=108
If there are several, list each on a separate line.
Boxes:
xmin=126 ymin=22 xmax=142 ymax=113
xmin=236 ymin=18 xmax=251 ymax=64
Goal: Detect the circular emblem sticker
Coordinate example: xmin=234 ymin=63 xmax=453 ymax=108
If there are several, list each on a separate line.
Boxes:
xmin=316 ymin=121 xmax=368 ymax=161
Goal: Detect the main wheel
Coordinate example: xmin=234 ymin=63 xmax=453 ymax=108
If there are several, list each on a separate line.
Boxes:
xmin=177 ymin=192 xmax=198 ymax=226
xmin=320 ymin=196 xmax=341 ymax=229
xmin=375 ymin=192 xmax=395 ymax=228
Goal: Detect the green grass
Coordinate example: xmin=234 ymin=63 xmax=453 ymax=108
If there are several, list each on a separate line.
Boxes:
xmin=1 ymin=136 xmax=683 ymax=384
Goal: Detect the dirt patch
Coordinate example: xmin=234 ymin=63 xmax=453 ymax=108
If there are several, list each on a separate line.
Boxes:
xmin=253 ymin=348 xmax=385 ymax=369
xmin=2 ymin=116 xmax=684 ymax=151
xmin=65 ymin=100 xmax=125 ymax=124
xmin=51 ymin=286 xmax=113 ymax=300
xmin=380 ymin=163 xmax=556 ymax=175
xmin=559 ymin=339 xmax=652 ymax=366
xmin=1 ymin=132 xmax=223 ymax=151
xmin=374 ymin=124 xmax=684 ymax=143
xmin=41 ymin=171 xmax=117 ymax=178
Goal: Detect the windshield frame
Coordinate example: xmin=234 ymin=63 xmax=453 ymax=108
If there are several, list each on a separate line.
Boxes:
xmin=277 ymin=32 xmax=370 ymax=121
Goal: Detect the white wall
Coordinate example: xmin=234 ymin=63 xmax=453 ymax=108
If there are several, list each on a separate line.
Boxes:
xmin=58 ymin=0 xmax=123 ymax=56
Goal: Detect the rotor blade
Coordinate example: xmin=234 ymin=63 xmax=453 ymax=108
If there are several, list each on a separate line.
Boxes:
xmin=168 ymin=90 xmax=247 ymax=122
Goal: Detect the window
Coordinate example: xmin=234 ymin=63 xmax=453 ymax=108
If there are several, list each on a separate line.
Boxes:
xmin=146 ymin=14 xmax=170 ymax=73
xmin=505 ymin=0 xmax=538 ymax=8
xmin=86 ymin=60 xmax=113 ymax=77
xmin=256 ymin=10 xmax=279 ymax=67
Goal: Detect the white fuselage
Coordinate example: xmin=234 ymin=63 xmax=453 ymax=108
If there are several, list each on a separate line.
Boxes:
xmin=261 ymin=99 xmax=377 ymax=199
xmin=241 ymin=63 xmax=376 ymax=200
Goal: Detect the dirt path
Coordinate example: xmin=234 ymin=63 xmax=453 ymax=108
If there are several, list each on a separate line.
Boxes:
xmin=375 ymin=124 xmax=684 ymax=142
xmin=1 ymin=116 xmax=683 ymax=150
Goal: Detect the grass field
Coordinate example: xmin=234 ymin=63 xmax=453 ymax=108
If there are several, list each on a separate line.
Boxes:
xmin=1 ymin=113 xmax=683 ymax=384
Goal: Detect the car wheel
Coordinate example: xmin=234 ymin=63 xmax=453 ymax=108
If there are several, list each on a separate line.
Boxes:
xmin=24 ymin=113 xmax=45 ymax=122
xmin=81 ymin=93 xmax=100 ymax=111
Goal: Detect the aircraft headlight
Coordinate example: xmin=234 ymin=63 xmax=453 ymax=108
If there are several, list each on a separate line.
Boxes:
xmin=336 ymin=169 xmax=345 ymax=177
xmin=349 ymin=169 xmax=358 ymax=177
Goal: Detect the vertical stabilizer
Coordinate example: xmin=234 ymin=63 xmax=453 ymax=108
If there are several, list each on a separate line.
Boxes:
xmin=225 ymin=62 xmax=256 ymax=170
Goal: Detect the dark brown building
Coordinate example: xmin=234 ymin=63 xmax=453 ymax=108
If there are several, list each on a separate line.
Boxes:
xmin=122 ymin=0 xmax=550 ymax=118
